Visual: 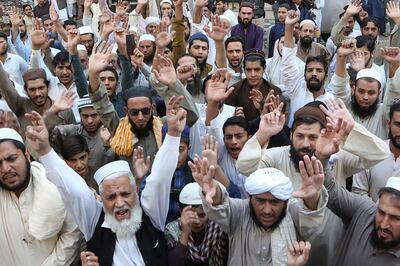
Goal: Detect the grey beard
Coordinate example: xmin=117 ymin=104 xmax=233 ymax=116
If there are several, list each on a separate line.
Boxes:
xmin=103 ymin=201 xmax=143 ymax=238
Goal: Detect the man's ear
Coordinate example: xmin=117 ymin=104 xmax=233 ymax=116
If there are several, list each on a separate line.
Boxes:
xmin=123 ymin=106 xmax=128 ymax=115
xmin=25 ymin=151 xmax=31 ymax=163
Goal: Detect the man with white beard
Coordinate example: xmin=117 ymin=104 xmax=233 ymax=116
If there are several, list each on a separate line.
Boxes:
xmin=25 ymin=95 xmax=188 ymax=266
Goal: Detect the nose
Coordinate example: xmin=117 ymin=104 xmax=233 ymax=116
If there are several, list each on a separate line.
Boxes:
xmin=262 ymin=202 xmax=273 ymax=215
xmin=76 ymin=160 xmax=83 ymax=169
xmin=303 ymin=138 xmax=311 ymax=148
xmin=87 ymin=116 xmax=93 ymax=124
xmin=115 ymin=196 xmax=125 ymax=208
xmin=137 ymin=111 xmax=144 ymax=120
xmin=380 ymin=215 xmax=391 ymax=229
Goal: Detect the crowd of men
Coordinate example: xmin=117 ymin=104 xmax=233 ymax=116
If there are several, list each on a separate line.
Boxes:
xmin=1 ymin=0 xmax=400 ymax=265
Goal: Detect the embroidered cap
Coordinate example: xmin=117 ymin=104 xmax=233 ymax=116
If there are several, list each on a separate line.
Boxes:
xmin=77 ymin=95 xmax=93 ymax=110
xmin=0 ymin=128 xmax=24 ymax=145
xmin=179 ymin=182 xmax=203 ymax=205
xmin=94 ymin=160 xmax=132 ymax=185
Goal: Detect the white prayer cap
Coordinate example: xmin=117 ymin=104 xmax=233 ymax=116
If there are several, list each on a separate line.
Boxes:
xmin=219 ymin=15 xmax=231 ymax=27
xmin=300 ymin=19 xmax=316 ymax=29
xmin=139 ymin=34 xmax=155 ymax=43
xmin=385 ymin=177 xmax=400 ymax=192
xmin=78 ymin=26 xmax=94 ymax=35
xmin=160 ymin=0 xmax=173 ymax=6
xmin=129 ymin=26 xmax=138 ymax=34
xmin=77 ymin=95 xmax=93 ymax=110
xmin=145 ymin=16 xmax=161 ymax=27
xmin=244 ymin=168 xmax=293 ymax=200
xmin=0 ymin=128 xmax=24 ymax=145
xmin=77 ymin=44 xmax=87 ymax=52
xmin=94 ymin=160 xmax=132 ymax=185
xmin=179 ymin=182 xmax=202 ymax=205
xmin=356 ymin=68 xmax=382 ymax=88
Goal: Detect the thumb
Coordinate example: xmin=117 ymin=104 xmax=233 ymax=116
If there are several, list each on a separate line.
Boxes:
xmin=292 ymin=190 xmax=306 ymax=199
xmin=80 ymin=252 xmax=88 ymax=266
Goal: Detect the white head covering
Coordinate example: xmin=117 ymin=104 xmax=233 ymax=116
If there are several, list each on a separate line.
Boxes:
xmin=385 ymin=177 xmax=400 ymax=192
xmin=179 ymin=183 xmax=202 ymax=205
xmin=0 ymin=128 xmax=24 ymax=145
xmin=129 ymin=26 xmax=138 ymax=34
xmin=94 ymin=160 xmax=132 ymax=185
xmin=78 ymin=26 xmax=94 ymax=35
xmin=219 ymin=15 xmax=232 ymax=27
xmin=244 ymin=168 xmax=293 ymax=200
xmin=356 ymin=68 xmax=383 ymax=88
xmin=139 ymin=34 xmax=155 ymax=43
xmin=160 ymin=0 xmax=173 ymax=6
xmin=145 ymin=16 xmax=161 ymax=26
xmin=300 ymin=19 xmax=316 ymax=29
xmin=77 ymin=44 xmax=87 ymax=52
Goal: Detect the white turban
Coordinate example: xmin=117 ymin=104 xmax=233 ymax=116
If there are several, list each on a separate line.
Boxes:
xmin=139 ymin=34 xmax=155 ymax=43
xmin=219 ymin=15 xmax=231 ymax=27
xmin=244 ymin=168 xmax=293 ymax=200
xmin=94 ymin=160 xmax=132 ymax=185
xmin=145 ymin=16 xmax=161 ymax=27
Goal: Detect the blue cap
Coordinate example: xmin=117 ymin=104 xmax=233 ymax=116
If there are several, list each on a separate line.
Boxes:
xmin=188 ymin=32 xmax=209 ymax=48
xmin=162 ymin=124 xmax=190 ymax=142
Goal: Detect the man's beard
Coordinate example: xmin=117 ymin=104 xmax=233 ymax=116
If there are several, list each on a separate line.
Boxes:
xmin=351 ymin=95 xmax=379 ymax=119
xmin=228 ymin=57 xmax=243 ymax=69
xmin=131 ymin=115 xmax=153 ymax=138
xmin=103 ymin=201 xmax=143 ymax=238
xmin=300 ymin=37 xmax=313 ymax=50
xmin=0 ymin=158 xmax=30 ymax=192
xmin=238 ymin=16 xmax=252 ymax=29
xmin=290 ymin=144 xmax=315 ymax=171
xmin=0 ymin=48 xmax=7 ymax=56
xmin=144 ymin=52 xmax=155 ymax=65
xmin=249 ymin=200 xmax=287 ymax=231
xmin=306 ymin=77 xmax=324 ymax=92
xmin=20 ymin=30 xmax=26 ymax=38
xmin=389 ymin=130 xmax=400 ymax=149
xmin=186 ymin=73 xmax=203 ymax=98
xmin=370 ymin=225 xmax=400 ymax=250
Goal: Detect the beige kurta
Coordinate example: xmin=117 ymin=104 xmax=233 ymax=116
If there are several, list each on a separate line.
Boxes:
xmin=296 ymin=42 xmax=331 ymax=63
xmin=0 ymin=163 xmax=82 ymax=266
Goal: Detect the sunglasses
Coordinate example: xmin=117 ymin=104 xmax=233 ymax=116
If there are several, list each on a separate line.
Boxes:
xmin=128 ymin=107 xmax=151 ymax=116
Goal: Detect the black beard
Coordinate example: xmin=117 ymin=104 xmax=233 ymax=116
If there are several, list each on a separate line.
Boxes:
xmin=300 ymin=37 xmax=313 ymax=50
xmin=187 ymin=73 xmax=203 ymax=98
xmin=389 ymin=130 xmax=400 ymax=149
xmin=130 ymin=115 xmax=153 ymax=138
xmin=370 ymin=225 xmax=400 ymax=250
xmin=144 ymin=52 xmax=155 ymax=65
xmin=249 ymin=199 xmax=287 ymax=231
xmin=290 ymin=144 xmax=315 ymax=171
xmin=0 ymin=158 xmax=31 ymax=192
xmin=238 ymin=16 xmax=252 ymax=28
xmin=351 ymin=95 xmax=379 ymax=119
xmin=228 ymin=57 xmax=243 ymax=69
xmin=306 ymin=77 xmax=324 ymax=92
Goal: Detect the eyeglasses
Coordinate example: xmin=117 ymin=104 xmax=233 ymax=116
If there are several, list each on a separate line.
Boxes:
xmin=128 ymin=107 xmax=151 ymax=116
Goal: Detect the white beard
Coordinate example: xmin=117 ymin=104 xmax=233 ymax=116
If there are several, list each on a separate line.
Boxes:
xmin=103 ymin=202 xmax=143 ymax=238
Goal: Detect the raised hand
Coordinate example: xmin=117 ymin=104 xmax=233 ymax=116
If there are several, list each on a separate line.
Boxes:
xmin=131 ymin=48 xmax=144 ymax=68
xmin=345 ymin=0 xmax=362 ymax=16
xmin=152 ymin=55 xmax=177 ymax=86
xmin=206 ymin=71 xmax=234 ymax=103
xmin=337 ymin=38 xmax=357 ymax=57
xmin=320 ymin=98 xmax=355 ymax=135
xmin=350 ymin=49 xmax=366 ymax=71
xmin=100 ymin=126 xmax=111 ymax=146
xmin=49 ymin=4 xmax=59 ymax=22
xmin=256 ymin=102 xmax=285 ymax=145
xmin=99 ymin=7 xmax=115 ymax=38
xmin=10 ymin=6 xmax=23 ymax=28
xmin=31 ymin=26 xmax=49 ymax=50
xmin=155 ymin=21 xmax=172 ymax=48
xmin=195 ymin=0 xmax=209 ymax=8
xmin=25 ymin=111 xmax=51 ymax=156
xmin=88 ymin=41 xmax=112 ymax=74
xmin=262 ymin=89 xmax=281 ymax=115
xmin=172 ymin=0 xmax=184 ymax=7
xmin=287 ymin=241 xmax=311 ymax=266
xmin=84 ymin=0 xmax=93 ymax=9
xmin=188 ymin=157 xmax=217 ymax=204
xmin=293 ymin=155 xmax=324 ymax=210
xmin=80 ymin=251 xmax=99 ymax=266
xmin=201 ymin=134 xmax=218 ymax=169
xmin=176 ymin=64 xmax=196 ymax=83
xmin=114 ymin=25 xmax=127 ymax=47
xmin=387 ymin=1 xmax=400 ymax=26
xmin=67 ymin=29 xmax=81 ymax=54
xmin=180 ymin=206 xmax=197 ymax=236
xmin=381 ymin=47 xmax=400 ymax=65
xmin=235 ymin=106 xmax=245 ymax=117
xmin=132 ymin=146 xmax=151 ymax=181
xmin=204 ymin=15 xmax=228 ymax=42
xmin=359 ymin=8 xmax=368 ymax=21
xmin=249 ymin=88 xmax=263 ymax=111
xmin=115 ymin=0 xmax=129 ymax=17
xmin=166 ymin=96 xmax=187 ymax=137
xmin=50 ymin=90 xmax=77 ymax=114
xmin=285 ymin=10 xmax=300 ymax=25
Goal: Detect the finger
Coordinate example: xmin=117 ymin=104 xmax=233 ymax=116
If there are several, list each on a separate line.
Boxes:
xmin=80 ymin=252 xmax=88 ymax=265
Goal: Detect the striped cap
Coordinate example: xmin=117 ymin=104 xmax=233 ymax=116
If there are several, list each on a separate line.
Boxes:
xmin=77 ymin=95 xmax=93 ymax=110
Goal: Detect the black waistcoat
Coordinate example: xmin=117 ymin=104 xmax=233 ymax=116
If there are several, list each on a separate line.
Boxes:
xmin=87 ymin=210 xmax=168 ymax=266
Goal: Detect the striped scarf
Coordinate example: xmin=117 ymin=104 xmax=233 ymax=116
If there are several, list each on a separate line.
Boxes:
xmin=187 ymin=220 xmax=228 ymax=266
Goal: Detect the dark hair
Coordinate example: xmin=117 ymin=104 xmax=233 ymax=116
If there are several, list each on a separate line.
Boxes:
xmin=100 ymin=65 xmax=119 ymax=82
xmin=24 ymin=77 xmax=50 ymax=91
xmin=292 ymin=116 xmax=324 ymax=132
xmin=347 ymin=67 xmax=358 ymax=83
xmin=224 ymin=35 xmax=245 ymax=50
xmin=223 ymin=116 xmax=251 ymax=135
xmin=216 ymin=0 xmax=227 ymax=3
xmin=22 ymin=4 xmax=32 ymax=11
xmin=243 ymin=54 xmax=266 ymax=69
xmin=0 ymin=139 xmax=26 ymax=153
xmin=305 ymin=56 xmax=328 ymax=73
xmin=63 ymin=19 xmax=77 ymax=29
xmin=201 ymin=73 xmax=213 ymax=94
xmin=60 ymin=135 xmax=89 ymax=160
xmin=378 ymin=187 xmax=400 ymax=199
xmin=52 ymin=51 xmax=70 ymax=68
xmin=0 ymin=32 xmax=8 ymax=41
xmin=278 ymin=3 xmax=291 ymax=11
xmin=356 ymin=35 xmax=376 ymax=52
xmin=389 ymin=101 xmax=400 ymax=120
xmin=360 ymin=17 xmax=380 ymax=30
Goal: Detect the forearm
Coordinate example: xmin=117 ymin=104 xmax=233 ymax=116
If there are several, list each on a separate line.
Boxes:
xmin=236 ymin=135 xmax=266 ymax=176
xmin=205 ymin=101 xmax=219 ymax=126
xmin=336 ymin=54 xmax=347 ymax=78
xmin=171 ymin=18 xmax=186 ymax=66
xmin=215 ymin=41 xmax=226 ymax=68
xmin=214 ymin=166 xmax=230 ymax=188
xmin=193 ymin=5 xmax=202 ymax=24
xmin=119 ymin=53 xmax=136 ymax=90
xmin=11 ymin=27 xmax=19 ymax=44
xmin=175 ymin=4 xmax=183 ymax=20
xmin=330 ymin=14 xmax=350 ymax=46
xmin=88 ymin=71 xmax=101 ymax=93
xmin=55 ymin=21 xmax=68 ymax=42
xmin=284 ymin=24 xmax=295 ymax=48
xmin=71 ymin=54 xmax=88 ymax=97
